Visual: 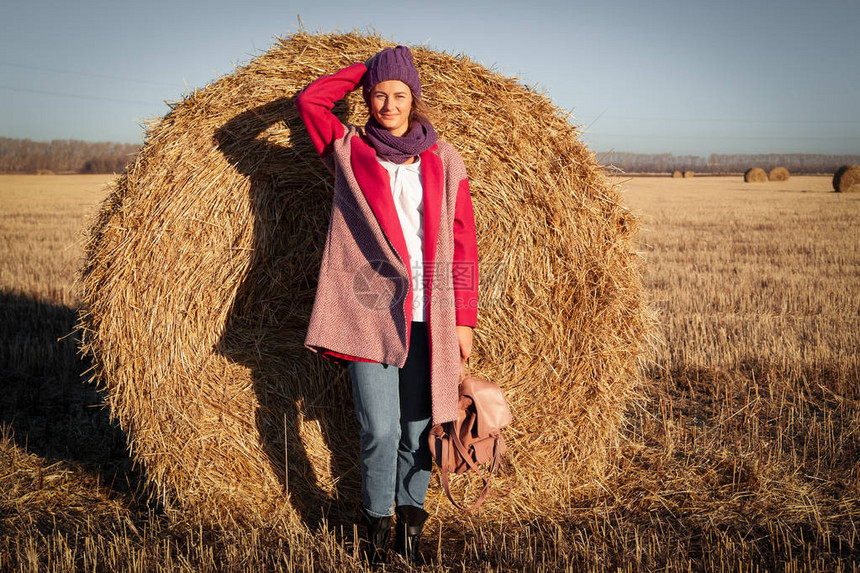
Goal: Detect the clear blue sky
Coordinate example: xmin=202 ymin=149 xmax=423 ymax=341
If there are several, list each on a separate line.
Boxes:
xmin=1 ymin=0 xmax=858 ymax=157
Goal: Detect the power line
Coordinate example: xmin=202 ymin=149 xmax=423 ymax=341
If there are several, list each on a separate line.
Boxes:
xmin=587 ymin=133 xmax=860 ymax=141
xmin=0 ymin=61 xmax=178 ymax=87
xmin=577 ymin=114 xmax=860 ymax=125
xmin=0 ymin=85 xmax=160 ymax=106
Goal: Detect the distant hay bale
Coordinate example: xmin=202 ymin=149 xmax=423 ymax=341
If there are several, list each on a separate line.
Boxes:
xmin=768 ymin=167 xmax=790 ymax=181
xmin=78 ymin=32 xmax=653 ymax=528
xmin=833 ymin=164 xmax=860 ymax=193
xmin=744 ymin=167 xmax=768 ymax=183
xmin=672 ymin=170 xmax=682 ymax=178
xmin=683 ymin=171 xmax=695 ymax=178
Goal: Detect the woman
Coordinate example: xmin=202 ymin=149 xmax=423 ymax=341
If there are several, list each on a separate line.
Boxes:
xmin=294 ymin=45 xmax=479 ymax=564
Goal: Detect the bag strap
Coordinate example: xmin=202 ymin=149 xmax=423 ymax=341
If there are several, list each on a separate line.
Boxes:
xmin=438 ymin=432 xmax=467 ymax=510
xmin=440 ymin=430 xmax=503 ymax=512
xmin=451 ymin=421 xmax=485 ymax=475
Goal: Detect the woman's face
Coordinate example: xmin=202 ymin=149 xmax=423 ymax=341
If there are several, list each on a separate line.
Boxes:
xmin=369 ymin=80 xmax=413 ymax=137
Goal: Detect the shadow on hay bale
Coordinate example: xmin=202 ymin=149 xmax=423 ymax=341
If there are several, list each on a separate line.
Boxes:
xmin=78 ymin=31 xmax=653 ymax=531
xmin=833 ymin=164 xmax=860 ymax=192
xmin=744 ymin=167 xmax=767 ymax=183
xmin=213 ymin=97 xmax=362 ymax=528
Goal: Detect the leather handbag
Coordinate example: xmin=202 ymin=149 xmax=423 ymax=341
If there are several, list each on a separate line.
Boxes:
xmin=428 ymin=365 xmax=512 ymax=511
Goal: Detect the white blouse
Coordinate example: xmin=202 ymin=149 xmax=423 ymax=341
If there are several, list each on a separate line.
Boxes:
xmin=378 ymin=157 xmax=426 ymax=322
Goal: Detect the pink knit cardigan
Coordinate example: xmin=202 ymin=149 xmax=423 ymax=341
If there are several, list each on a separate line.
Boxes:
xmin=294 ymin=62 xmax=479 ymax=424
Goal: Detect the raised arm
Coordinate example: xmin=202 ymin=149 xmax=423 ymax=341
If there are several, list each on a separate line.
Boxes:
xmin=294 ymin=62 xmax=367 ymax=157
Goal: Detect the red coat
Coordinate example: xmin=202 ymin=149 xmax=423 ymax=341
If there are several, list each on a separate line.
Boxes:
xmin=294 ymin=62 xmax=479 ymax=424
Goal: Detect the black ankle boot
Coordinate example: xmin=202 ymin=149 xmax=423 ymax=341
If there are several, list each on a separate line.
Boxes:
xmin=360 ymin=507 xmax=392 ymax=565
xmin=394 ymin=505 xmax=429 ymax=563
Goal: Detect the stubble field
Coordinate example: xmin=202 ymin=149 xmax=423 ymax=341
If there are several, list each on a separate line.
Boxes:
xmin=1 ymin=173 xmax=858 ymax=571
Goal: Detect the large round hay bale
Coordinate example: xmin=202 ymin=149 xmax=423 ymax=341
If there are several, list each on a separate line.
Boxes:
xmin=78 ymin=32 xmax=652 ymax=528
xmin=833 ymin=164 xmax=860 ymax=192
xmin=671 ymin=170 xmax=682 ymax=178
xmin=744 ymin=167 xmax=767 ymax=183
xmin=768 ymin=166 xmax=790 ymax=181
xmin=683 ymin=171 xmax=695 ymax=178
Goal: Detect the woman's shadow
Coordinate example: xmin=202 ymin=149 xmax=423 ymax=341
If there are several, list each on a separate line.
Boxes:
xmin=214 ymin=96 xmax=360 ymax=532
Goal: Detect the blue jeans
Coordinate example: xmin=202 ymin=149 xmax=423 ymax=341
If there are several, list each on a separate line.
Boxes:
xmin=347 ymin=321 xmax=432 ymax=518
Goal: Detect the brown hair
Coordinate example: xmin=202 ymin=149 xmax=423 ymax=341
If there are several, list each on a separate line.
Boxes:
xmin=409 ymin=93 xmax=437 ymax=128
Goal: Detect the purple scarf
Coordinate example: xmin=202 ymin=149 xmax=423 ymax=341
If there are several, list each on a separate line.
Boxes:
xmin=364 ymin=117 xmax=438 ymax=164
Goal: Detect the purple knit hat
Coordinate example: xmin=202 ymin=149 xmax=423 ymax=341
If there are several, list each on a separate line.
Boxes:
xmin=362 ymin=45 xmax=422 ymax=103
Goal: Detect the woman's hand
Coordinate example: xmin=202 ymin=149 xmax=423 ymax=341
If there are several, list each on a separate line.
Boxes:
xmin=456 ymin=325 xmax=473 ymax=378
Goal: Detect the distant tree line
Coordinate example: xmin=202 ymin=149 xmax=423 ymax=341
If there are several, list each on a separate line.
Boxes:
xmin=599 ymin=152 xmax=860 ymax=175
xmin=0 ymin=137 xmax=140 ymax=174
xmin=3 ymin=136 xmax=855 ymax=176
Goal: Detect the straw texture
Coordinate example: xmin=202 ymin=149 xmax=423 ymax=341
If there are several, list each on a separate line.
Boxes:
xmin=78 ymin=32 xmax=653 ymax=527
xmin=768 ymin=166 xmax=790 ymax=181
xmin=833 ymin=164 xmax=860 ymax=193
xmin=744 ymin=167 xmax=768 ymax=183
